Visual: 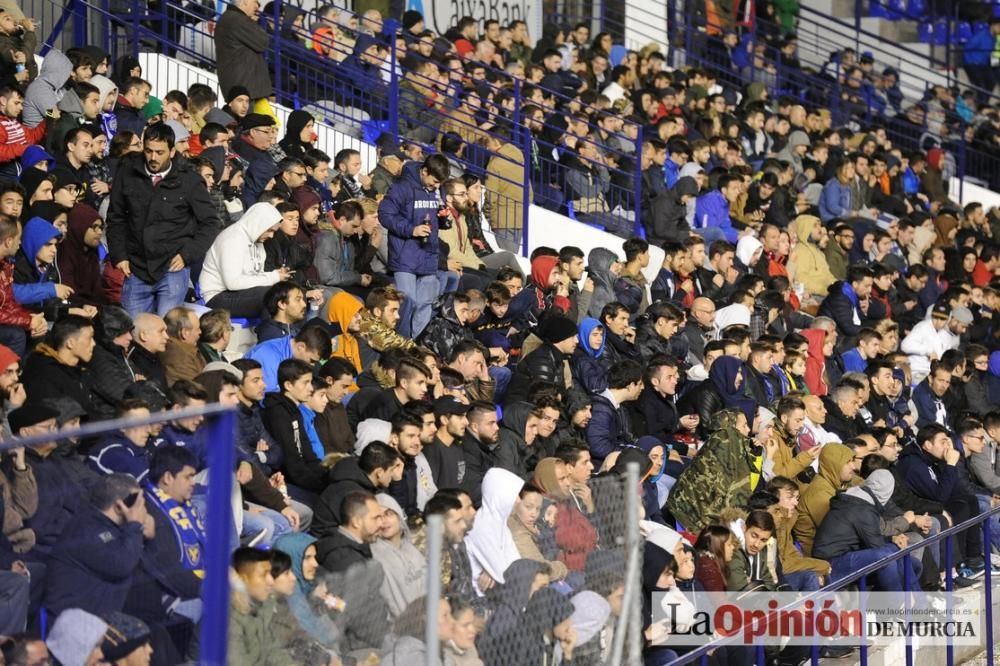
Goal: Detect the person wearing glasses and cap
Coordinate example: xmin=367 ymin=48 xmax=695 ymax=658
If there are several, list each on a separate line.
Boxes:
xmin=232 ymin=112 xmax=279 ymax=209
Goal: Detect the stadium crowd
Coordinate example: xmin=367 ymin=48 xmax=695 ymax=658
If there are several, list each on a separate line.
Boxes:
xmin=0 ymin=0 xmax=995 ymax=664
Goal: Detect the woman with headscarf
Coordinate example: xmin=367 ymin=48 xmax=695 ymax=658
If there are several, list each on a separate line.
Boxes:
xmin=565 ymin=590 xmax=612 ymax=666
xmin=571 ymin=317 xmax=609 ymax=393
xmin=534 ymin=457 xmax=599 ymax=575
xmin=666 ymin=409 xmax=762 ymax=534
xmin=633 ymin=436 xmax=671 ymax=525
xmin=272 ymin=532 xmax=342 ymax=653
xmin=589 ymin=448 xmax=653 ymax=550
xmin=932 ymin=213 xmax=959 ymax=249
xmin=681 ymin=355 xmax=757 ymax=436
xmin=56 ymin=203 xmax=106 ymax=306
xmin=848 ymin=221 xmax=875 ymax=265
xmin=465 ymin=467 xmax=524 ymax=589
xmin=478 ymin=559 xmax=550 ymax=666
xmin=279 ymin=110 xmax=316 ymax=160
xmin=510 ymin=586 xmax=576 ymax=666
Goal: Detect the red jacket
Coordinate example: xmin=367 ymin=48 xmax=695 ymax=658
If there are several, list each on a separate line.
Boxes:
xmin=801 ymin=328 xmax=828 ymax=397
xmin=696 ymin=552 xmax=728 ymax=592
xmin=0 ymin=116 xmax=46 ymax=163
xmin=554 ymin=498 xmax=599 ymax=572
xmin=0 ymin=261 xmax=33 ymax=329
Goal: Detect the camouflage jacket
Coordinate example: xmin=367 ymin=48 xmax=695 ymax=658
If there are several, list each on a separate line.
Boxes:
xmin=666 ymin=409 xmax=761 ymax=534
xmin=357 ymin=309 xmax=416 ymax=354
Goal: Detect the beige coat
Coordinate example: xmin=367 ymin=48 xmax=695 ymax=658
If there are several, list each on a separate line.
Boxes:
xmin=507 ymin=513 xmax=569 ymax=580
xmin=787 ymin=215 xmax=836 ymax=298
xmin=0 ymin=466 xmax=37 ymax=553
xmin=484 ymin=142 xmax=531 ymax=231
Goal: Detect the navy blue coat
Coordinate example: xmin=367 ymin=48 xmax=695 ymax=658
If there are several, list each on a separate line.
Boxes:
xmin=378 ymin=162 xmax=441 ymax=276
xmin=895 ymin=443 xmax=959 ymax=504
xmin=44 ymin=504 xmax=144 ymax=616
xmin=586 ymin=393 xmax=634 ymax=469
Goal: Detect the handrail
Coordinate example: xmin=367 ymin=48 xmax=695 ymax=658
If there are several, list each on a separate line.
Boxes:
xmin=666 ymin=500 xmax=1000 ymax=665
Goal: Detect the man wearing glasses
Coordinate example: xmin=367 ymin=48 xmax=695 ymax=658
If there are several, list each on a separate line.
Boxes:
xmin=270 ymin=156 xmax=308 ymax=201
xmin=232 ymin=113 xmax=279 ymax=208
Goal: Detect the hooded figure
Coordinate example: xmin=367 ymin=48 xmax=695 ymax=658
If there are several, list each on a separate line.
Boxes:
xmin=776 ymin=130 xmax=810 ymax=175
xmin=370 ymin=493 xmax=427 ymax=619
xmin=56 ymin=204 xmax=105 ymax=306
xmin=648 ymin=176 xmax=698 ymax=245
xmin=794 ymin=442 xmax=854 ymax=556
xmin=494 ymin=401 xmax=539 ymax=478
xmin=511 ymin=587 xmax=576 ymax=666
xmin=12 ymin=217 xmax=68 ymax=321
xmin=585 ymin=247 xmax=620 ymax=319
xmin=568 ymin=590 xmax=612 ymax=662
xmin=811 ymin=469 xmax=918 ymax=592
xmin=465 ymin=467 xmax=525 ymax=587
xmin=571 ymin=317 xmax=608 ymax=393
xmin=272 ymin=532 xmax=341 ymax=650
xmin=23 ymin=50 xmax=73 ymax=128
xmin=667 ymin=409 xmax=761 ymax=533
xmin=279 ymin=109 xmax=315 ymax=160
xmin=710 ymin=356 xmax=758 ymax=424
xmin=328 ymin=291 xmax=364 ymax=373
xmin=735 ymin=234 xmax=764 ymax=274
xmin=788 ymin=214 xmax=836 ymax=298
xmin=88 ymin=74 xmax=118 ymax=141
xmin=479 ymin=559 xmax=549 ymax=666
xmin=198 ymin=202 xmax=283 ymax=313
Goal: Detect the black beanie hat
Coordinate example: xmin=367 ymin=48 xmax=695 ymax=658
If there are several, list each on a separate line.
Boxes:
xmin=539 ymin=315 xmax=578 ymax=344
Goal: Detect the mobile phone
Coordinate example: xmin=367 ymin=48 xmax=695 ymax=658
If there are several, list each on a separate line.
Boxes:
xmin=124 ymin=491 xmax=140 ymax=507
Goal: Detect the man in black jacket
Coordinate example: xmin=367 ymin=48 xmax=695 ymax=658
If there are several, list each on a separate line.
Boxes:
xmin=43 ymin=473 xmax=147 ymax=617
xmin=505 ymin=315 xmax=578 ymax=404
xmin=460 ymin=401 xmax=501 ymax=506
xmin=87 ymin=306 xmax=140 ymax=421
xmin=822 ymin=383 xmax=864 ymax=441
xmin=632 ymin=355 xmax=698 ymax=453
xmin=232 ymin=114 xmax=280 ymax=209
xmin=312 ymin=442 xmax=401 ymax=537
xmin=262 ymin=359 xmax=331 ymax=499
xmin=107 ymin=122 xmax=220 ymax=317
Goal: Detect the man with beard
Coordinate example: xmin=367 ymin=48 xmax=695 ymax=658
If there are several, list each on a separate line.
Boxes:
xmin=423 ymin=397 xmax=471 ymax=490
xmin=765 ymin=395 xmax=820 ymax=482
xmin=459 ymin=401 xmax=502 ymax=506
xmin=423 ymin=492 xmax=479 ymax=609
xmin=0 ymin=345 xmax=25 ymax=438
xmin=788 ymin=215 xmax=836 ymax=300
xmin=386 ymin=410 xmax=428 ymax=519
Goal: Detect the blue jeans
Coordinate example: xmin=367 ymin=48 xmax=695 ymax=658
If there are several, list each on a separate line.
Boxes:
xmin=828 ymin=544 xmax=920 ymax=592
xmin=692 ymin=227 xmax=728 ymax=246
xmin=437 ymin=270 xmax=459 ymax=296
xmin=394 ymin=272 xmax=439 ymax=338
xmin=122 ymin=268 xmax=190 ymax=317
xmin=489 ymin=365 xmax=511 ymax=404
xmin=782 ymin=569 xmax=821 ymax=592
xmin=976 ymin=495 xmax=1000 ymax=554
xmin=242 ymin=505 xmax=293 ymax=548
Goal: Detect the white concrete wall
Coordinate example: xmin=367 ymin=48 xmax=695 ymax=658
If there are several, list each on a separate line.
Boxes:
xmin=135 ymin=53 xmax=378 ymax=172
xmin=950 ymin=178 xmax=1000 ymax=209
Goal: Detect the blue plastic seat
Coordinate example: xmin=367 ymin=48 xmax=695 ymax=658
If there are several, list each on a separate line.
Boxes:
xmin=932 ymin=19 xmax=949 ymax=45
xmin=869 ymin=1 xmax=889 ymax=17
xmin=906 ymin=0 xmax=927 ymax=18
xmin=918 ymin=21 xmax=933 ymax=42
xmin=609 ymin=44 xmax=628 ymax=67
xmin=887 ymin=0 xmax=906 ymax=19
xmin=954 ymin=21 xmax=973 ymax=43
xmin=232 ymin=317 xmax=261 ymax=329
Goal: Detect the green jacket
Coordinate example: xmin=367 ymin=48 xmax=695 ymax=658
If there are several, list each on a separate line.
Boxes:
xmin=228 ymin=596 xmax=297 ymax=666
xmin=727 ymin=540 xmax=777 ymax=591
xmin=666 ymin=410 xmax=761 ymax=534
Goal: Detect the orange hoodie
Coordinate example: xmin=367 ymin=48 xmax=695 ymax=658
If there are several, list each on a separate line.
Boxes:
xmin=327 ymin=291 xmax=364 ymax=373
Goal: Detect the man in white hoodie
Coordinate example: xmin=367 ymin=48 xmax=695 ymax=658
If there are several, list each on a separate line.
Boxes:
xmin=899 ymin=303 xmax=956 ymax=385
xmin=199 ymin=202 xmax=285 ymax=318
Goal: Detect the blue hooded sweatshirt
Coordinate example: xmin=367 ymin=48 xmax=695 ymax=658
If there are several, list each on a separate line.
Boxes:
xmin=13 ymin=217 xmax=61 ymax=306
xmin=378 ymin=160 xmax=441 ymax=276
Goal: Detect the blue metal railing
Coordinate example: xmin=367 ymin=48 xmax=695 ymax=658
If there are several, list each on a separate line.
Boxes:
xmin=665 ymin=503 xmax=1000 ymax=665
xmin=5 ymin=403 xmax=235 ymax=666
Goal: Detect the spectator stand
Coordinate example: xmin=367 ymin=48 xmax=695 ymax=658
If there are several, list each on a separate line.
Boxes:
xmin=9 ymin=403 xmax=236 ymax=665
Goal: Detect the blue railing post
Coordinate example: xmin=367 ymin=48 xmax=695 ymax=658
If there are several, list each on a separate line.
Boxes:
xmin=130 ymin=0 xmax=140 ymax=58
xmin=514 ymin=80 xmax=530 ymax=257
xmin=633 ymin=124 xmax=643 ymax=238
xmin=985 ymin=518 xmax=995 ymax=666
xmin=272 ymin=0 xmax=283 ymax=101
xmin=198 ymin=409 xmax=236 ymax=666
xmin=72 ymin=0 xmax=88 ymax=47
xmin=389 ymin=33 xmax=400 ymax=146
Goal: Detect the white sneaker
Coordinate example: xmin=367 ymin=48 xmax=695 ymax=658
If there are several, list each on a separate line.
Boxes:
xmin=990 ymin=553 xmax=1000 ymax=570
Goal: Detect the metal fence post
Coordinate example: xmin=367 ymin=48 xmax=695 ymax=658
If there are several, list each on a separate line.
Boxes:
xmin=72 ymin=0 xmax=88 ymax=47
xmin=389 ymin=34 xmax=400 ymax=146
xmin=199 ymin=409 xmax=236 ymax=666
xmin=521 ymin=122 xmax=531 ymax=258
xmin=633 ymin=124 xmax=644 ymax=238
xmin=130 ymin=0 xmax=140 ymax=58
xmin=985 ymin=518 xmax=995 ymax=666
xmin=272 ymin=0 xmax=283 ymax=100
xmin=626 ymin=462 xmax=642 ymax=666
xmin=424 ymin=514 xmax=443 ymax=666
